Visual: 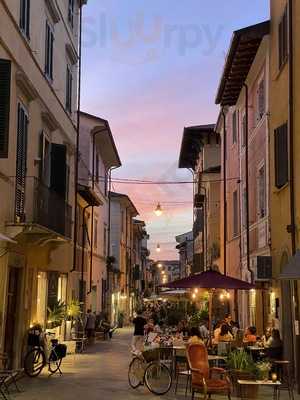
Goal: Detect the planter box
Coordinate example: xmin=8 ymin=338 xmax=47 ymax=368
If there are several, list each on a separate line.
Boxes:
xmin=229 ymin=370 xmax=258 ymax=399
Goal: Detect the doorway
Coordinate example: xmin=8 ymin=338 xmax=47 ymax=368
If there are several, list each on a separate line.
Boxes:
xmin=4 ymin=267 xmax=21 ymax=368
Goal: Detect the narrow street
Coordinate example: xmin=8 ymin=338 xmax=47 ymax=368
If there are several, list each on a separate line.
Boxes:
xmin=12 ymin=329 xmax=300 ymax=400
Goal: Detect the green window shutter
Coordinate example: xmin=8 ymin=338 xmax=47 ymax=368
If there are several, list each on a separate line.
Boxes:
xmin=15 ymin=104 xmax=28 ymax=221
xmin=0 ymin=59 xmax=11 ymax=158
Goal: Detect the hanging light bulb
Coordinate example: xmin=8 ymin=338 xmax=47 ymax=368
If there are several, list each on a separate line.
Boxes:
xmin=154 ymin=203 xmax=163 ymax=216
xmin=226 ymin=291 xmax=230 ymax=299
xmin=192 ymin=293 xmax=196 ymax=300
xmin=156 ymin=244 xmax=161 ymax=252
xmin=157 ymin=263 xmax=163 ymax=268
xmin=220 ymin=293 xmax=224 ymax=301
xmin=194 ymin=288 xmax=199 ymax=294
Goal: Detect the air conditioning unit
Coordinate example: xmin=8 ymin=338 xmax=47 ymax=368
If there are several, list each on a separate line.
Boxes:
xmin=256 ymin=256 xmax=272 ymax=280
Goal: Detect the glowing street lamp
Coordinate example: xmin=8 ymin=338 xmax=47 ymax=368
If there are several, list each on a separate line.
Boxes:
xmin=154 ymin=203 xmax=163 ymax=216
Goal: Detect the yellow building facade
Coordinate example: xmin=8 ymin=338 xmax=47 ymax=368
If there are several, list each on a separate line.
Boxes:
xmin=269 ymin=0 xmax=300 ymax=384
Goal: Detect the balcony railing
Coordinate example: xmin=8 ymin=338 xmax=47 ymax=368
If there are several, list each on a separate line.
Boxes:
xmin=7 ymin=177 xmax=72 ymax=238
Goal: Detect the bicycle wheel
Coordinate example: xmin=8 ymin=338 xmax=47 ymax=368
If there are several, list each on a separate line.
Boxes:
xmin=128 ymin=357 xmax=144 ymax=389
xmin=48 ymin=350 xmax=62 ymax=374
xmin=24 ymin=347 xmax=46 ymax=377
xmin=144 ymin=361 xmax=172 ymax=395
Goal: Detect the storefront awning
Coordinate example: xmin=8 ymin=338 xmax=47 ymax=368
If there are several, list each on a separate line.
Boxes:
xmin=0 ymin=232 xmax=17 ymax=243
xmin=278 ymin=250 xmax=300 ymax=280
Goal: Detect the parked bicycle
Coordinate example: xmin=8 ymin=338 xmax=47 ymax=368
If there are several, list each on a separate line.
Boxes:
xmin=24 ymin=330 xmax=67 ymax=377
xmin=128 ymin=348 xmax=172 ymax=395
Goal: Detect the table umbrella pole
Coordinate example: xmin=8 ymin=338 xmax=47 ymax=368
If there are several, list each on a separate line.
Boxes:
xmin=209 ymin=289 xmax=214 ymax=347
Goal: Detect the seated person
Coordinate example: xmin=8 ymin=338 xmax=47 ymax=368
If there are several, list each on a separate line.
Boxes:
xmin=177 ymin=319 xmax=189 ymax=337
xmin=188 ymin=327 xmax=204 ymax=345
xmin=199 ymin=319 xmax=209 ymax=340
xmin=212 ymin=321 xmax=223 ymax=344
xmin=243 ymin=326 xmax=257 ymax=344
xmin=265 ymin=329 xmax=283 ymax=359
xmin=219 ymin=324 xmax=234 ymax=342
xmin=144 ymin=318 xmax=155 ymax=334
xmin=262 ymin=327 xmax=272 ymax=347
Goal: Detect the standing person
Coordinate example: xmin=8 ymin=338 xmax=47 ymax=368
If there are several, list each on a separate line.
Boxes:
xmin=199 ymin=319 xmax=209 ymax=340
xmin=85 ymin=309 xmax=96 ymax=344
xmin=132 ymin=310 xmax=147 ymax=355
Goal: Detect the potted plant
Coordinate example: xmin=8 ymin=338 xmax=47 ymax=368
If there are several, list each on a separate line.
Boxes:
xmin=256 ymin=360 xmax=272 ymax=381
xmin=227 ymin=350 xmax=259 ymax=398
xmin=47 ymin=300 xmax=66 ymax=329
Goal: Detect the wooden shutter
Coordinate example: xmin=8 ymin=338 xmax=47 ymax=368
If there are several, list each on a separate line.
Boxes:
xmin=0 ymin=59 xmax=11 ymax=158
xmin=274 ymin=123 xmax=288 ymax=188
xmin=15 ymin=104 xmax=28 ymax=222
xmin=26 ymin=0 xmax=30 ymax=38
xmin=232 ymin=111 xmax=237 ymax=143
xmin=258 ymin=79 xmax=265 ymax=119
xmin=50 ymin=143 xmax=67 ymax=198
xmin=45 ymin=22 xmax=54 ymax=79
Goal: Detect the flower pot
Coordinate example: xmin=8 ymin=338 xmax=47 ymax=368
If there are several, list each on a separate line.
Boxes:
xmin=229 ymin=370 xmax=259 ymax=399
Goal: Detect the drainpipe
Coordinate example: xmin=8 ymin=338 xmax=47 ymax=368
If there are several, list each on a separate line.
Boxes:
xmin=221 ymin=108 xmax=227 ymax=276
xmin=243 ymin=83 xmax=254 ymax=284
xmin=71 ymin=0 xmax=83 ymax=272
xmin=80 ymin=204 xmax=90 ymax=304
xmin=188 ymin=168 xmax=195 ymax=274
xmin=87 ymin=127 xmax=107 ymax=294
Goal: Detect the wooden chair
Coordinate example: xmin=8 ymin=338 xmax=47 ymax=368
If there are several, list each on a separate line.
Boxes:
xmin=187 ymin=344 xmax=231 ymax=400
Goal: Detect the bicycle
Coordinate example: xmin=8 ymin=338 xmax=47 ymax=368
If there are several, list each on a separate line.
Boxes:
xmin=24 ymin=331 xmax=67 ymax=378
xmin=128 ymin=347 xmax=172 ymax=396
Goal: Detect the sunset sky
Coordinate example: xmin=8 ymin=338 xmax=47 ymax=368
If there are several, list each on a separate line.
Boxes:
xmin=81 ymin=0 xmax=269 ymax=260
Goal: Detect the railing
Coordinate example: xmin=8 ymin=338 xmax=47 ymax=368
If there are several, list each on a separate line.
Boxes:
xmin=6 ymin=177 xmax=72 ymax=238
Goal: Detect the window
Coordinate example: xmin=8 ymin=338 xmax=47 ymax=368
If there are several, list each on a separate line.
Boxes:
xmin=15 ymin=103 xmax=29 ymax=222
xmin=20 ymin=0 xmax=30 ymax=39
xmin=232 ymin=110 xmax=237 ymax=144
xmin=258 ymin=165 xmax=266 ymax=218
xmin=0 ymin=59 xmax=11 ymax=158
xmin=66 ymin=65 xmax=72 ymax=113
xmin=95 ymin=153 xmax=99 ymax=182
xmin=38 ymin=131 xmax=51 ymax=186
xmin=257 ymin=79 xmax=265 ymax=121
xmin=45 ymin=21 xmax=54 ymax=80
xmin=233 ymin=190 xmax=239 ymax=237
xmin=242 ymin=113 xmax=247 ymax=147
xmin=68 ymin=0 xmax=75 ymax=28
xmin=94 ymin=218 xmax=98 ymax=249
xmin=278 ymin=6 xmax=288 ymax=69
xmin=274 ymin=123 xmax=288 ymax=188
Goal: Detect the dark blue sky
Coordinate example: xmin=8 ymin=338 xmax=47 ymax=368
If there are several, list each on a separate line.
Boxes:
xmin=81 ymin=0 xmax=270 ymax=259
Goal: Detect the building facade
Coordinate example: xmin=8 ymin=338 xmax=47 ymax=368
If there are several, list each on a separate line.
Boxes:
xmin=269 ymin=0 xmax=300 ymax=381
xmin=215 ymin=21 xmax=270 ymax=331
xmin=175 ymin=231 xmax=193 ymax=278
xmin=76 ymin=112 xmax=121 ymax=314
xmin=178 ymin=125 xmax=221 ymax=273
xmin=0 ymin=0 xmax=87 ymax=367
xmin=109 ymin=192 xmax=139 ymax=324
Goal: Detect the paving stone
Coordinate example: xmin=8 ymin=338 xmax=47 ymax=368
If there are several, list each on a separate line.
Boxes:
xmin=10 ymin=328 xmax=300 ymax=400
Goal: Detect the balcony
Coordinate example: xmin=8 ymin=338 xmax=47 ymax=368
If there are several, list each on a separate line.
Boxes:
xmin=6 ymin=177 xmax=72 ymax=238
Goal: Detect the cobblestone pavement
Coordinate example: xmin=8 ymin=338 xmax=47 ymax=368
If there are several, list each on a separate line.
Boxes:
xmin=10 ymin=328 xmax=300 ymax=400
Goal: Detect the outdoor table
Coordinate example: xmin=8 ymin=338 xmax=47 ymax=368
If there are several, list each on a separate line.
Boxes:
xmin=237 ymin=379 xmax=281 ymax=400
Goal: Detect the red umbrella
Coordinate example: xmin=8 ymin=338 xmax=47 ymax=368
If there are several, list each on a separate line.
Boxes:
xmin=161 ymin=270 xmax=254 ymax=344
xmin=161 ymin=269 xmax=254 ymax=290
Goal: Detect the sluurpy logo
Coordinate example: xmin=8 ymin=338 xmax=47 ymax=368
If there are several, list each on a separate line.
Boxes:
xmin=83 ymin=11 xmax=225 ymax=65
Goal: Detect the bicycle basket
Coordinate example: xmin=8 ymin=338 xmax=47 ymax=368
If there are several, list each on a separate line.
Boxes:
xmin=142 ymin=348 xmax=160 ymax=363
xmin=52 ymin=344 xmax=67 ymax=360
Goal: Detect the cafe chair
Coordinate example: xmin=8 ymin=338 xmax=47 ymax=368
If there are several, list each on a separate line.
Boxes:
xmin=273 ymin=360 xmax=294 ymax=400
xmin=187 ymin=344 xmax=231 ymax=400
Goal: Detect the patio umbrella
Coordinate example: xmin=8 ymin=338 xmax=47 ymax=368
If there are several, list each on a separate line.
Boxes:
xmin=160 ymin=269 xmax=254 ymax=343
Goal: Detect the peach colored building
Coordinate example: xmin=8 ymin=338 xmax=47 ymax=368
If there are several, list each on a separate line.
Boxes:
xmin=216 ymin=21 xmax=271 ymax=332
